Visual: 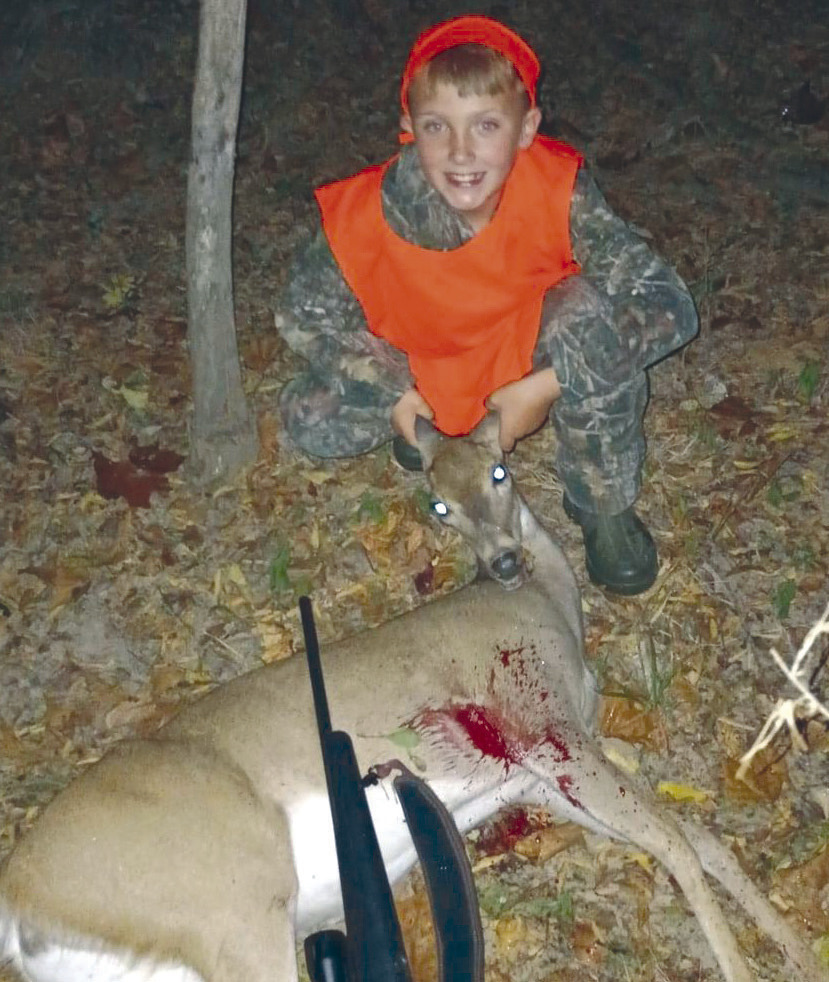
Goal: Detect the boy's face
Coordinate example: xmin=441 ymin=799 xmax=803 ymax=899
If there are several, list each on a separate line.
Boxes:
xmin=401 ymin=80 xmax=541 ymax=233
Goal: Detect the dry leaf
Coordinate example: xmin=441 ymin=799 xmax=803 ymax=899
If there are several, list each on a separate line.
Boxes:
xmin=657 ymin=781 xmax=712 ymax=805
xmin=494 ymin=914 xmax=529 ymax=958
xmin=571 ymin=920 xmax=605 ymax=966
xmin=514 ymin=821 xmax=585 ymax=863
xmin=257 ymin=411 xmax=280 ymax=459
xmin=599 ymin=695 xmax=669 ymax=752
xmin=395 ymin=878 xmax=437 ymax=982
xmin=92 ymin=451 xmax=169 ymax=508
xmin=128 ymin=441 xmax=185 ymax=474
xmin=23 ymin=561 xmax=90 ymax=610
xmin=476 ymin=807 xmax=545 ymax=857
xmin=723 ymin=745 xmax=787 ymax=804
xmin=773 ymin=847 xmax=829 ymax=932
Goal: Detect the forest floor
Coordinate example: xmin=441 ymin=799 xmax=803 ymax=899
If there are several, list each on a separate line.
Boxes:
xmin=1 ymin=0 xmax=828 ymax=979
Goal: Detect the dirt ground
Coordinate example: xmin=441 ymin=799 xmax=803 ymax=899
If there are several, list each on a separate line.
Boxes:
xmin=1 ymin=0 xmax=828 ymax=980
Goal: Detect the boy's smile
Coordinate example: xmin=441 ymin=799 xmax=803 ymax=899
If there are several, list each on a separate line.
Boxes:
xmin=402 ymin=82 xmax=541 ymax=233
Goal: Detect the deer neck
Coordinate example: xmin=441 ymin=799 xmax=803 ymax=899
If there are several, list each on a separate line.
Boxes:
xmin=518 ymin=497 xmax=583 ymax=643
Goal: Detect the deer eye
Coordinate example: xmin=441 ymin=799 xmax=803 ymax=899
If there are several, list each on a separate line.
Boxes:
xmin=491 ymin=464 xmax=508 ymax=484
xmin=431 ymin=500 xmax=449 ymax=518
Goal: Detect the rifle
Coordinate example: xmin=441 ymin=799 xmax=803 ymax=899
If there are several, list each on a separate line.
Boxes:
xmin=299 ymin=595 xmax=484 ymax=982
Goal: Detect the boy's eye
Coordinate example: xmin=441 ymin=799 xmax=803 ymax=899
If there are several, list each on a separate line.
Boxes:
xmin=478 ymin=118 xmax=500 ymax=133
xmin=431 ymin=500 xmax=449 ymax=518
xmin=491 ymin=464 xmax=508 ymax=484
xmin=422 ymin=119 xmax=443 ymax=134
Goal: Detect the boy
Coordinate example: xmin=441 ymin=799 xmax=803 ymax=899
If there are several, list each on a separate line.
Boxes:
xmin=274 ymin=16 xmax=698 ymax=596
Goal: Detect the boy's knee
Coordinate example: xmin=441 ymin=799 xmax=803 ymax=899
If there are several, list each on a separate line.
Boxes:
xmin=279 ymin=374 xmax=393 ymax=458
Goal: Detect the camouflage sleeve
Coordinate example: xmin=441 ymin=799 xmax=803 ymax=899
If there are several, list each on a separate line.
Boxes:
xmin=274 ymin=226 xmax=413 ymax=395
xmin=535 ymin=166 xmax=698 ymax=373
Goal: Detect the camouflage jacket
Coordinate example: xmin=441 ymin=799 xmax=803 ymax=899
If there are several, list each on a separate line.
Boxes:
xmin=275 ymin=143 xmax=698 ymax=403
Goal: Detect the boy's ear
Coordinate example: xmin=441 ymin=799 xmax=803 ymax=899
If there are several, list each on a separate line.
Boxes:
xmin=519 ymin=106 xmax=542 ymax=150
xmin=400 ymin=113 xmax=414 ymax=136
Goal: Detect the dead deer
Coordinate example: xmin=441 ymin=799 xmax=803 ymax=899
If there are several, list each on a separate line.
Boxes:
xmin=0 ymin=414 xmax=823 ymax=982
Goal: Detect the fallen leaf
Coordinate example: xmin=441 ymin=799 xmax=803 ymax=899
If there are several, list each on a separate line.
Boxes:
xmin=92 ymin=451 xmax=169 ymax=508
xmin=23 ymin=561 xmax=90 ymax=610
xmin=476 ymin=807 xmax=549 ymax=857
xmin=413 ymin=563 xmax=434 ymax=596
xmin=514 ymin=821 xmax=585 ymax=863
xmin=257 ymin=411 xmax=280 ymax=459
xmin=773 ymin=847 xmax=829 ymax=932
xmin=494 ymin=914 xmax=529 ymax=958
xmin=394 ymin=876 xmax=437 ymax=982
xmin=657 ymin=781 xmax=712 ymax=805
xmin=571 ymin=920 xmax=605 ymax=966
xmin=599 ymin=696 xmax=669 ymax=752
xmin=128 ymin=441 xmax=185 ymax=474
xmin=723 ymin=746 xmax=787 ymax=804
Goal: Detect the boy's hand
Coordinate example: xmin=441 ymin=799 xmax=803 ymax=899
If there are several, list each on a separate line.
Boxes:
xmin=392 ymin=388 xmax=434 ymax=446
xmin=486 ymin=369 xmax=561 ymax=452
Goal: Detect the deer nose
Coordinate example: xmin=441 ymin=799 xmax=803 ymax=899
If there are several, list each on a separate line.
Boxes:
xmin=491 ymin=550 xmax=520 ymax=581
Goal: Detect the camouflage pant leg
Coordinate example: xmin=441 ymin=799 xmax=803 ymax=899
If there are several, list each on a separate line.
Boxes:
xmin=540 ymin=278 xmax=649 ymax=515
xmin=279 ymin=371 xmax=396 ymax=458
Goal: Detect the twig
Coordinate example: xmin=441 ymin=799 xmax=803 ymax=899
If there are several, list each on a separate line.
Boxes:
xmin=737 ymin=600 xmax=829 ymax=781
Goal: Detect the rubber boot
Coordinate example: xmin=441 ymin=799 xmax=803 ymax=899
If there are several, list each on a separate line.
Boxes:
xmin=563 ymin=495 xmax=658 ymax=596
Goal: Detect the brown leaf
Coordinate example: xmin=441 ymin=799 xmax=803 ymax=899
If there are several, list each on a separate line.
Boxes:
xmin=723 ymin=746 xmax=787 ymax=804
xmin=93 ymin=450 xmax=169 ymax=508
xmin=599 ymin=696 xmax=669 ymax=752
xmin=774 ymin=847 xmax=829 ymax=932
xmin=127 ymin=441 xmax=185 ymax=474
xmin=413 ymin=563 xmax=434 ymax=596
xmin=571 ymin=920 xmax=605 ymax=966
xmin=257 ymin=411 xmax=280 ymax=459
xmin=514 ymin=821 xmax=584 ymax=863
xmin=242 ymin=335 xmax=281 ymax=372
xmin=23 ymin=561 xmax=90 ymax=609
xmin=395 ymin=879 xmax=437 ymax=982
xmin=104 ymin=699 xmax=162 ymax=731
xmin=476 ymin=807 xmax=550 ymax=857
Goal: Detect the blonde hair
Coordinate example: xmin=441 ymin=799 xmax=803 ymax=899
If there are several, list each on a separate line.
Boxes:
xmin=408 ymin=44 xmax=530 ymax=110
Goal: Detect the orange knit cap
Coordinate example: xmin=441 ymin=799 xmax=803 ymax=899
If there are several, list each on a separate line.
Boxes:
xmin=401 ymin=15 xmax=541 ymax=115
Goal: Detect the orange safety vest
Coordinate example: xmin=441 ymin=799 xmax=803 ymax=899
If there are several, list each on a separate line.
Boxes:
xmin=315 ymin=136 xmax=582 ymax=435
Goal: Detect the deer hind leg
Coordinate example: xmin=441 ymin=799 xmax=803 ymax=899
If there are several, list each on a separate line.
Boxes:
xmin=0 ymin=740 xmax=300 ymax=982
xmin=677 ymin=817 xmax=828 ymax=982
xmin=0 ymin=914 xmax=205 ymax=982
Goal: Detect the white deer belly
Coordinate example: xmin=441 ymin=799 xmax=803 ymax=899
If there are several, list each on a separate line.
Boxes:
xmin=289 ymin=771 xmax=542 ymax=934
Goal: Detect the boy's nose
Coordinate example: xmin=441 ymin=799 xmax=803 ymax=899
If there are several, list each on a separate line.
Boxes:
xmin=448 ymin=129 xmax=474 ymax=162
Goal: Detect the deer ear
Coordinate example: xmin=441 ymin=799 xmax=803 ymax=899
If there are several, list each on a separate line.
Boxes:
xmin=470 ymin=411 xmax=502 ymax=454
xmin=414 ymin=415 xmax=444 ymax=467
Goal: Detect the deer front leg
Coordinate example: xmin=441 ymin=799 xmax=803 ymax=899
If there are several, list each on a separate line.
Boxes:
xmin=678 ymin=817 xmax=827 ymax=982
xmin=528 ymin=746 xmax=756 ymax=982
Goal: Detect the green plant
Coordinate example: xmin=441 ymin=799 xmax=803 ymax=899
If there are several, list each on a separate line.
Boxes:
xmin=772 ymin=579 xmax=796 ymax=620
xmin=355 ymin=491 xmax=386 ymax=524
xmin=101 ymin=273 xmax=136 ymax=312
xmin=638 ymin=633 xmax=674 ymax=709
xmin=791 ymin=543 xmax=817 ymax=571
xmin=690 ymin=415 xmax=719 ymax=451
xmin=816 ymin=932 xmax=829 ymax=969
xmin=766 ymin=478 xmax=800 ymax=509
xmin=412 ymin=487 xmax=433 ymax=518
xmin=796 ymin=360 xmax=820 ymax=403
xmin=268 ymin=543 xmax=292 ymax=593
xmin=512 ymin=891 xmax=574 ymax=922
xmin=477 ymin=882 xmax=574 ymax=922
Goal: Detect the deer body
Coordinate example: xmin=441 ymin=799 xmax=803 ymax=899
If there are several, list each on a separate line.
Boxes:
xmin=0 ymin=416 xmax=822 ymax=982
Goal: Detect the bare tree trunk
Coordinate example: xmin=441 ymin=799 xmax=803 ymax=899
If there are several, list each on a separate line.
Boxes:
xmin=185 ymin=0 xmax=257 ymax=485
